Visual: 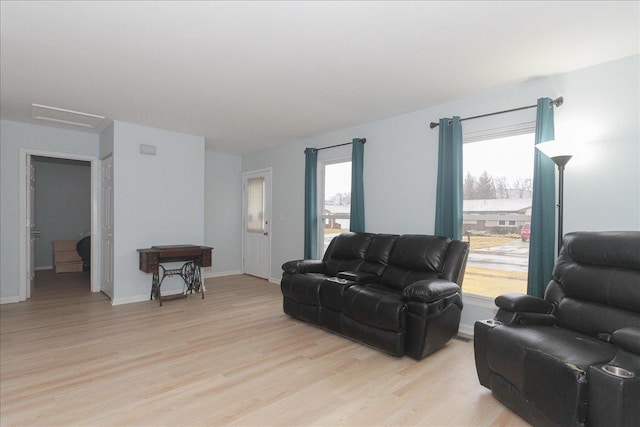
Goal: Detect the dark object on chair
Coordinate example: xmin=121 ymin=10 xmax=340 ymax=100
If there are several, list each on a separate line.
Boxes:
xmin=474 ymin=231 xmax=640 ymax=426
xmin=76 ymin=236 xmax=91 ymax=270
xmin=281 ymin=232 xmax=469 ymax=359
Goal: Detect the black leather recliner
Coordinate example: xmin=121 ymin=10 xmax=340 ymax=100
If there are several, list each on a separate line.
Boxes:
xmin=281 ymin=232 xmax=469 ymax=359
xmin=474 ymin=231 xmax=640 ymax=426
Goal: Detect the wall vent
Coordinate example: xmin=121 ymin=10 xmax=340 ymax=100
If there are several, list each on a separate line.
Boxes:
xmin=31 ymin=104 xmax=106 ymax=129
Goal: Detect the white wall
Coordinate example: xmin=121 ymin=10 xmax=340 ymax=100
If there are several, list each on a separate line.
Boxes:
xmin=242 ymin=54 xmax=640 ymax=332
xmin=100 ymin=122 xmax=114 ymax=159
xmin=33 ymin=158 xmax=92 ymax=268
xmin=0 ymin=120 xmax=99 ymax=302
xmin=111 ymin=121 xmax=205 ymax=304
xmin=203 ymin=151 xmax=243 ymax=277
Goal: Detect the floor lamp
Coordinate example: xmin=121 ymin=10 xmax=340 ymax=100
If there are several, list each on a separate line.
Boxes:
xmin=535 ymin=141 xmax=573 ymax=255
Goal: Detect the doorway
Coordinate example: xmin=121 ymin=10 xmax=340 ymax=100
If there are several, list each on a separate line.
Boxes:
xmin=32 ymin=156 xmax=91 ymax=286
xmin=242 ymin=168 xmax=272 ymax=279
xmin=19 ymin=149 xmax=100 ymax=301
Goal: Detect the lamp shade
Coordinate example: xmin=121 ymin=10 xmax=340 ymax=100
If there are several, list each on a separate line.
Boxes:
xmin=536 ymin=140 xmax=575 ymax=167
xmin=535 ymin=140 xmax=576 ymax=158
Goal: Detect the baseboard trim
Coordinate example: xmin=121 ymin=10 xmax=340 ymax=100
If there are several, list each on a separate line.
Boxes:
xmin=458 ymin=323 xmax=474 ymax=337
xmin=35 ymin=266 xmax=53 ymax=271
xmin=1 ymin=296 xmax=21 ymax=304
xmin=111 ymin=290 xmax=205 ymax=306
xmin=112 ymin=271 xmax=244 ymax=306
xmin=111 ymin=295 xmax=151 ymax=306
xmin=269 ymin=277 xmax=281 ymax=285
xmin=202 ymin=269 xmax=243 ymax=279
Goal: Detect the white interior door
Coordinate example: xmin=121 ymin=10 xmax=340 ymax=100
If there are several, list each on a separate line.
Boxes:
xmin=243 ymin=169 xmax=271 ymax=279
xmin=101 ymin=155 xmax=114 ymax=299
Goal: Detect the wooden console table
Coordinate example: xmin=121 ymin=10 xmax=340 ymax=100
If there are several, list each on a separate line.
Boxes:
xmin=137 ymin=245 xmax=213 ymax=306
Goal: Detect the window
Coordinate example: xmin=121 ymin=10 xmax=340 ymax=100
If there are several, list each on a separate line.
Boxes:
xmin=462 ymin=131 xmax=534 ymax=299
xmin=319 ymin=160 xmax=351 ymax=256
xmin=246 ymin=177 xmax=265 ymax=232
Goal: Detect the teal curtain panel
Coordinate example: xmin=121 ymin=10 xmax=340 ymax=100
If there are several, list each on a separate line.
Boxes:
xmin=527 ymin=98 xmax=556 ymax=297
xmin=350 ymin=138 xmax=366 ymax=232
xmin=304 ymin=148 xmax=318 ymax=259
xmin=434 ymin=116 xmax=463 ymax=240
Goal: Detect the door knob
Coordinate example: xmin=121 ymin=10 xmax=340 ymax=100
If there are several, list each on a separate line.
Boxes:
xmin=32 ymin=230 xmax=41 ymax=237
xmin=263 ymin=232 xmax=269 ymax=236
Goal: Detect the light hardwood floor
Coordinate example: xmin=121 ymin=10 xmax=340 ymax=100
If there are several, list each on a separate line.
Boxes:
xmin=0 ymin=271 xmax=528 ymax=427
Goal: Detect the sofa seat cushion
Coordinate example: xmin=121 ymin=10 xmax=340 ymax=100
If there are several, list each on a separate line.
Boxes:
xmin=280 ymin=272 xmax=328 ymax=306
xmin=342 ymin=284 xmax=406 ymax=332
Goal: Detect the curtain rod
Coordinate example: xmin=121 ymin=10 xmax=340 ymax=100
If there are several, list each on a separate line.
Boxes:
xmin=429 ymin=97 xmax=563 ymax=129
xmin=310 ymin=138 xmax=366 ymax=152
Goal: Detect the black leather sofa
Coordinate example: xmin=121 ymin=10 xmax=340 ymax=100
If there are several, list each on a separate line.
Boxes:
xmin=474 ymin=231 xmax=640 ymax=426
xmin=281 ymin=232 xmax=469 ymax=359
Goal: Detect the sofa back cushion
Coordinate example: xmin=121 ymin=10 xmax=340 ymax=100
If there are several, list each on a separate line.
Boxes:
xmin=440 ymin=240 xmax=470 ymax=285
xmin=323 ymin=232 xmax=374 ymax=276
xmin=360 ymin=234 xmax=399 ymax=276
xmin=380 ymin=235 xmax=452 ymax=290
xmin=546 ymin=231 xmax=640 ymax=337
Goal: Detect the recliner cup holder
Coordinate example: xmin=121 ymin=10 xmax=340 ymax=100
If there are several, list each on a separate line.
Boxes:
xmin=483 ymin=319 xmax=502 ymax=326
xmin=602 ymin=365 xmax=634 ymax=379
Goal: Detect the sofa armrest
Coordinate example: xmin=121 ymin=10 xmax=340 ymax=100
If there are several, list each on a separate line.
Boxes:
xmin=402 ymin=279 xmax=460 ymax=303
xmin=495 ymin=293 xmax=555 ymax=314
xmin=612 ymin=326 xmax=640 ymax=354
xmin=492 ymin=293 xmax=556 ymax=326
xmin=281 ymin=259 xmax=324 ymax=274
xmin=337 ymin=271 xmax=379 ymax=284
xmin=494 ymin=310 xmax=556 ymax=327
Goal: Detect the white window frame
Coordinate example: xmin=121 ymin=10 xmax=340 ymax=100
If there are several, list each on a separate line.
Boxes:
xmin=461 ymin=123 xmax=536 ymax=300
xmin=458 ymin=118 xmax=541 ymax=335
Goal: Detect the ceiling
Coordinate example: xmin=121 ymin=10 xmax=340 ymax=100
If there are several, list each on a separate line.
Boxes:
xmin=1 ymin=1 xmax=638 ymax=155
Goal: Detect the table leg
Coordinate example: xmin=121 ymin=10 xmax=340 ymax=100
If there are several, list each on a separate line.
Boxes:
xmin=156 ymin=266 xmax=167 ymax=306
xmin=150 ymin=261 xmax=206 ymax=306
xmin=151 ymin=272 xmax=160 ymax=301
xmin=194 ymin=265 xmax=204 ymax=299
